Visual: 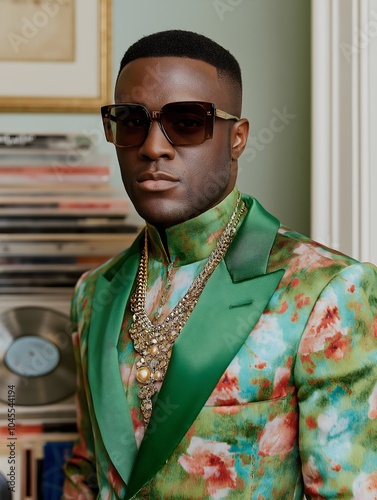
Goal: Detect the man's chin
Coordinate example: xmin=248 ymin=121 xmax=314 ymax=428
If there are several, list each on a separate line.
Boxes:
xmin=135 ymin=202 xmax=188 ymax=228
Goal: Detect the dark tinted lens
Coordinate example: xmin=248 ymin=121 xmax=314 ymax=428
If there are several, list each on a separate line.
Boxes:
xmin=162 ymin=103 xmax=208 ymax=145
xmin=110 ymin=105 xmax=150 ymax=147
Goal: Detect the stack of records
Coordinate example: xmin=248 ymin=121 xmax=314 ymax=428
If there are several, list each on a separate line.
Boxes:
xmin=0 ymin=133 xmax=141 ymax=295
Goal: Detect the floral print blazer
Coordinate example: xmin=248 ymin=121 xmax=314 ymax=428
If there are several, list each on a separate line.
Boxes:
xmin=63 ymin=195 xmax=377 ymax=499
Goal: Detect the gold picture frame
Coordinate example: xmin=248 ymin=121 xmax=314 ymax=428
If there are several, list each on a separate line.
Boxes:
xmin=0 ymin=0 xmax=111 ymax=113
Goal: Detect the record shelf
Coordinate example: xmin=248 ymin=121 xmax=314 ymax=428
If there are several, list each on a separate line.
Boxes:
xmin=0 ymin=133 xmax=142 ymax=500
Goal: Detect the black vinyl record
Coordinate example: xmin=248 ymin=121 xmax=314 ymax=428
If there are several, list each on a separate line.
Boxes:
xmin=0 ymin=307 xmax=76 ymax=406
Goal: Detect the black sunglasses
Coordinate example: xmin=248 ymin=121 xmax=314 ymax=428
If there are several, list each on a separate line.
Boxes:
xmin=101 ymin=101 xmax=240 ymax=148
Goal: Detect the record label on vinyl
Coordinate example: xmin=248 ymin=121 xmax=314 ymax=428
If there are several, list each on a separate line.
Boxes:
xmin=0 ymin=306 xmax=76 ymax=406
xmin=4 ymin=336 xmax=60 ymax=377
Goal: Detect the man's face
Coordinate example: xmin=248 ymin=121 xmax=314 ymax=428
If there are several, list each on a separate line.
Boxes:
xmin=114 ymin=57 xmax=244 ymax=227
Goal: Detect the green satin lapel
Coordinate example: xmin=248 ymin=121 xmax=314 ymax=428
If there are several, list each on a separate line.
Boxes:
xmin=125 ymin=197 xmax=283 ymax=498
xmin=225 ymin=195 xmax=281 ymax=281
xmin=126 ymin=263 xmax=284 ymax=498
xmin=88 ymin=249 xmax=140 ymax=486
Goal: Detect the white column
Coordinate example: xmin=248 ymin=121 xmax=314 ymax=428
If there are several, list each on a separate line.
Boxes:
xmin=311 ymin=0 xmax=332 ymax=248
xmin=311 ymin=0 xmax=376 ymax=264
xmin=370 ymin=0 xmax=377 ymax=264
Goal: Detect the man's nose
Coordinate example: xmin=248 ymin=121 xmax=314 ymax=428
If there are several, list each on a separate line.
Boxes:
xmin=138 ymin=120 xmax=175 ymax=160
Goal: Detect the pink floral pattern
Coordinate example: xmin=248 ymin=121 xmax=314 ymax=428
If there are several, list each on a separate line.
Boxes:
xmin=352 ymin=472 xmax=377 ymax=499
xmin=298 ymin=300 xmax=348 ymax=356
xmin=206 ymin=360 xmax=246 ymax=406
xmin=258 ymin=412 xmax=297 ymax=459
xmin=302 ymin=456 xmax=325 ymax=497
xmin=368 ymin=384 xmax=377 ymax=420
xmin=179 ymin=437 xmax=237 ymax=498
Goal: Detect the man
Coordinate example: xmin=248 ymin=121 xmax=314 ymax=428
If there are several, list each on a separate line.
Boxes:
xmin=64 ymin=30 xmax=377 ymax=499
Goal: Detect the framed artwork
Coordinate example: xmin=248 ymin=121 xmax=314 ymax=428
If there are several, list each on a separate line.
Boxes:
xmin=0 ymin=0 xmax=111 ymax=112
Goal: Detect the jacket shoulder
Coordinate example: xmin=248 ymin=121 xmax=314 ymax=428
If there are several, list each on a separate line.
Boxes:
xmin=270 ymin=225 xmax=358 ymax=271
xmin=267 ymin=226 xmax=373 ymax=297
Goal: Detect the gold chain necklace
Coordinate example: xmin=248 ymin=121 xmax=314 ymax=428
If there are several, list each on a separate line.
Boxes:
xmin=129 ymin=195 xmax=246 ymax=425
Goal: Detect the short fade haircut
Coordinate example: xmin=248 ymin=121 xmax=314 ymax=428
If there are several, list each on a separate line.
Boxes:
xmin=117 ymin=29 xmax=243 ymax=113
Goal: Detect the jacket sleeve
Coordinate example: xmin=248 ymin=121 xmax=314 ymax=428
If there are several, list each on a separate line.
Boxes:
xmin=295 ymin=262 xmax=377 ymax=498
xmin=63 ymin=279 xmax=99 ymax=499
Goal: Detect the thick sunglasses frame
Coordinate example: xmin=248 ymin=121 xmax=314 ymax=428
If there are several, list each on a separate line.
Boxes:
xmin=101 ymin=101 xmax=240 ymax=147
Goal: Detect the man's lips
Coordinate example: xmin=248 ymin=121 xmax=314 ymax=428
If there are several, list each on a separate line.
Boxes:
xmin=137 ymin=171 xmax=179 ymax=192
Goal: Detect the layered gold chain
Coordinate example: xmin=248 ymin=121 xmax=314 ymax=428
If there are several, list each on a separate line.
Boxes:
xmin=129 ymin=194 xmax=246 ymax=425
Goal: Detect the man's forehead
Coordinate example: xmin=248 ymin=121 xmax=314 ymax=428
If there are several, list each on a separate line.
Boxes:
xmin=115 ymin=56 xmax=225 ymax=105
xmin=117 ymin=57 xmax=219 ymax=85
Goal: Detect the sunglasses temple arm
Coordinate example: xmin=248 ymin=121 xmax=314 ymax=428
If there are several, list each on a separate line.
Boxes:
xmin=215 ymin=109 xmax=240 ymax=121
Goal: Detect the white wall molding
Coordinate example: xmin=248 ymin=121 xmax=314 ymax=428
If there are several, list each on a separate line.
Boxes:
xmin=311 ymin=0 xmax=376 ymax=263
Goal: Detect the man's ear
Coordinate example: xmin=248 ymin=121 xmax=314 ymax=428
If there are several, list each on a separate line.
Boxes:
xmin=231 ymin=119 xmax=249 ymax=160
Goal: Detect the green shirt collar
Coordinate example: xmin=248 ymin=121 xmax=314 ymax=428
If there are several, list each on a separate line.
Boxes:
xmin=146 ymin=187 xmax=241 ymax=266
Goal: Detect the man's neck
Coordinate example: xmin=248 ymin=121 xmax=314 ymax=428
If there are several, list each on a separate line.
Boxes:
xmin=146 ymin=187 xmax=242 ymax=267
